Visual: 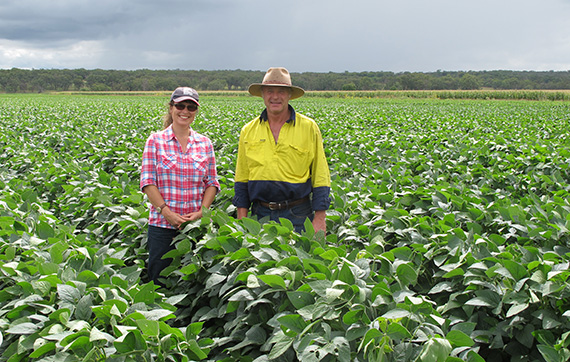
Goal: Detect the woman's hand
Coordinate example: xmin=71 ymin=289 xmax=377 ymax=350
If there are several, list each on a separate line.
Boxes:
xmin=162 ymin=207 xmax=192 ymax=229
xmin=183 ymin=210 xmax=203 ymax=221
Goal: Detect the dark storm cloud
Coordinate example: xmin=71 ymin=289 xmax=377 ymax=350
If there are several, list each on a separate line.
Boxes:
xmin=1 ymin=0 xmax=569 ymax=71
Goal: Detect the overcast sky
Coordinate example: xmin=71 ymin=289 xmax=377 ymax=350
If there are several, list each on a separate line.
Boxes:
xmin=1 ymin=0 xmax=569 ymax=73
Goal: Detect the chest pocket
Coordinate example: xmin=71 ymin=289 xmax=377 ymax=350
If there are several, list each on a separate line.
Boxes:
xmin=244 ymin=141 xmax=268 ymax=168
xmin=160 ymin=154 xmax=178 ymax=170
xmin=185 ymin=154 xmax=208 ymax=178
xmin=277 ymin=143 xmax=312 ymax=178
xmin=159 ymin=153 xmax=208 ymax=181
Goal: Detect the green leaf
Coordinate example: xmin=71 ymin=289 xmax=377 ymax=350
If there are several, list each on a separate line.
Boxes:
xmin=39 ymin=262 xmax=59 ymax=276
xmin=133 ymin=283 xmax=159 ymax=304
xmin=279 ymin=217 xmax=294 ymax=231
xmin=338 ymin=262 xmax=355 ymax=285
xmin=37 ymin=221 xmax=55 ymax=240
xmin=268 ymin=332 xmax=294 ymax=360
xmin=418 ymin=337 xmax=452 ymax=362
xmin=278 ymin=314 xmax=307 ymax=334
xmin=396 ymin=263 xmax=418 ymax=286
xmin=343 ymin=309 xmax=364 ymax=325
xmin=6 ymin=322 xmax=39 ymax=335
xmin=186 ymin=322 xmax=204 ymax=339
xmin=506 ymin=303 xmax=529 ymax=318
xmin=57 ymin=284 xmax=80 ymax=304
xmin=29 ymin=341 xmax=56 ymax=358
xmin=180 ymin=263 xmax=198 ymax=275
xmin=187 ymin=339 xmax=209 ymax=359
xmin=501 ymin=259 xmax=528 ymax=280
xmin=75 ymin=294 xmax=93 ymax=321
xmin=90 ymin=327 xmax=115 ymax=343
xmin=114 ymin=330 xmax=147 ymax=353
xmin=242 ymin=217 xmax=261 ymax=235
xmin=287 ymin=291 xmax=315 ymax=309
xmin=382 ymin=309 xmax=411 ymax=320
xmin=464 ymin=290 xmax=501 ymax=308
xmin=446 ymin=330 xmax=474 ymax=347
xmin=136 ymin=319 xmax=160 ymax=337
xmin=205 ymin=273 xmax=227 ymax=289
xmin=258 ymin=274 xmax=287 ymax=289
xmin=386 ymin=323 xmax=412 ymax=340
xmin=537 ymin=344 xmax=564 ymax=362
xmin=50 ymin=242 xmax=67 ymax=264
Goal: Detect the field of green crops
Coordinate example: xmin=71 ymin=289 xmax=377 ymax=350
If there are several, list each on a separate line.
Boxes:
xmin=1 ymin=93 xmax=570 ymax=361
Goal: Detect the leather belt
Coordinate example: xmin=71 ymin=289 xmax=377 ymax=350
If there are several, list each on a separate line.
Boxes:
xmin=258 ymin=197 xmax=309 ymax=211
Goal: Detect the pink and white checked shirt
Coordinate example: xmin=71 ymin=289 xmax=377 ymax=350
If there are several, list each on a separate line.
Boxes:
xmin=140 ymin=126 xmax=220 ymax=229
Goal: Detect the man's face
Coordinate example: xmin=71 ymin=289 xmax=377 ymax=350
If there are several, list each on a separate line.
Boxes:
xmin=261 ymin=86 xmax=291 ymax=116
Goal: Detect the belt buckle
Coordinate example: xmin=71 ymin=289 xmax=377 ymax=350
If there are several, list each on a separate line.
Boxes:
xmin=268 ymin=202 xmax=280 ymax=210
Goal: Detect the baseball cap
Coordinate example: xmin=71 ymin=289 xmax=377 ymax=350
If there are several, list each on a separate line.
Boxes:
xmin=171 ymin=87 xmax=200 ymax=105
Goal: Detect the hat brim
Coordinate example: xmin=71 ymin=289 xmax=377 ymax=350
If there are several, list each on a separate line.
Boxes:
xmin=172 ymin=96 xmax=200 ymax=106
xmin=248 ymin=83 xmax=305 ymax=100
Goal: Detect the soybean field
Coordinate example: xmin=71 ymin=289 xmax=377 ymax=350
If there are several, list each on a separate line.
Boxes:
xmin=1 ymin=93 xmax=570 ymax=362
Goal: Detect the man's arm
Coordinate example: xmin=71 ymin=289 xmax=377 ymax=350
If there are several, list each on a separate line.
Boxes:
xmin=312 ymin=210 xmax=326 ymax=233
xmin=237 ymin=207 xmax=249 ymax=219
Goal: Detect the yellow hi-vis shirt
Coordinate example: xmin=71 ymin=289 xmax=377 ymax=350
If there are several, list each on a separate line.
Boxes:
xmin=233 ymin=107 xmax=331 ymax=211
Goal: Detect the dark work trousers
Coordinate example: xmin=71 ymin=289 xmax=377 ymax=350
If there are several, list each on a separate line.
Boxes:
xmin=251 ymin=199 xmax=314 ymax=233
xmin=147 ymin=225 xmax=179 ymax=286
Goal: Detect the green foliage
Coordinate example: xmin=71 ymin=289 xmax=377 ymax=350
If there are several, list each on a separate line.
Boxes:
xmin=1 ymin=94 xmax=570 ymax=361
xmin=3 ymin=68 xmax=570 ymax=93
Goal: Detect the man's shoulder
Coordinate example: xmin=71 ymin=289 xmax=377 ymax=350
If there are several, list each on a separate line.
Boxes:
xmin=295 ymin=112 xmax=316 ymax=123
xmin=241 ymin=117 xmax=263 ymax=131
xmin=294 ymin=112 xmax=320 ymax=129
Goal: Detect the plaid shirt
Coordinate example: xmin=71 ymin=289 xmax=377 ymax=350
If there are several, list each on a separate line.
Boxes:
xmin=140 ymin=126 xmax=220 ymax=229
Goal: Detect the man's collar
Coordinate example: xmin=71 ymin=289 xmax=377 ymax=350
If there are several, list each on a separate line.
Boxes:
xmin=260 ymin=104 xmax=296 ymax=125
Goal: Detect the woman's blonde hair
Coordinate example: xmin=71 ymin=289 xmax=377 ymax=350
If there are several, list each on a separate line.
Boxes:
xmin=162 ymin=102 xmax=174 ymax=129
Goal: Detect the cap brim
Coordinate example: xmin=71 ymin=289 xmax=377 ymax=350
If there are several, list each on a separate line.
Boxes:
xmin=248 ymin=83 xmax=304 ymax=99
xmin=172 ymin=96 xmax=199 ymax=106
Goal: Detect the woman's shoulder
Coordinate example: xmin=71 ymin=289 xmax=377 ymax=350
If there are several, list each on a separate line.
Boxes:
xmin=190 ymin=129 xmax=213 ymax=144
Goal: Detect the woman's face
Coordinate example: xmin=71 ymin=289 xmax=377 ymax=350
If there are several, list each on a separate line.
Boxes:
xmin=170 ymin=101 xmax=198 ymax=126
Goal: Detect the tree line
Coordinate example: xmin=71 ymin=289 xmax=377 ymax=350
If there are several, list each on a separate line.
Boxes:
xmin=1 ymin=68 xmax=569 ymax=93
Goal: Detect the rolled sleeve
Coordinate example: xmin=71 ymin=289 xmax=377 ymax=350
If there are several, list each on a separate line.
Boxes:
xmin=204 ymin=142 xmax=221 ymax=192
xmin=312 ymin=186 xmax=331 ymax=211
xmin=140 ymin=137 xmax=157 ymax=190
xmin=233 ymin=182 xmax=250 ymax=208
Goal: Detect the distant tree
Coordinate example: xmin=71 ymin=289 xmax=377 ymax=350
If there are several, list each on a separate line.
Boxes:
xmin=459 ymin=73 xmax=480 ymax=90
xmin=400 ymin=73 xmax=429 ymax=90
xmin=342 ymin=82 xmax=357 ymax=91
xmin=207 ymin=79 xmax=228 ymax=90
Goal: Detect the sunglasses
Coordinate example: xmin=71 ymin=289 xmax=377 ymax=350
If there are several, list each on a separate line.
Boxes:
xmin=173 ymin=103 xmax=198 ymax=111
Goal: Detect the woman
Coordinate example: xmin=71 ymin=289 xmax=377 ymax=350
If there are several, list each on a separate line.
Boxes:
xmin=140 ymin=87 xmax=219 ymax=286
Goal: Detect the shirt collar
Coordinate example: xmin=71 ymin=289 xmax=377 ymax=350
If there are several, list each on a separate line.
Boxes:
xmin=260 ymin=104 xmax=296 ymax=125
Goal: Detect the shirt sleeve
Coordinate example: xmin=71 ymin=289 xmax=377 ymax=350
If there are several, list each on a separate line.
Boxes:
xmin=233 ymin=126 xmax=251 ymax=208
xmin=310 ymin=123 xmax=331 ymax=211
xmin=140 ymin=134 xmax=158 ymax=191
xmin=204 ymin=140 xmax=221 ymax=191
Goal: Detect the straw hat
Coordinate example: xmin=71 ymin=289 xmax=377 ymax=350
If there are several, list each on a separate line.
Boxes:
xmin=248 ymin=67 xmax=305 ymax=99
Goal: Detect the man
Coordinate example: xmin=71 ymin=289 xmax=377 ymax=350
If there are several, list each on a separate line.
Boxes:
xmin=233 ymin=67 xmax=331 ymax=233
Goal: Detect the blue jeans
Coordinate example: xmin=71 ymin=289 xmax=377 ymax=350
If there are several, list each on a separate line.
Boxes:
xmin=147 ymin=225 xmax=179 ymax=286
xmin=251 ymin=199 xmax=314 ymax=233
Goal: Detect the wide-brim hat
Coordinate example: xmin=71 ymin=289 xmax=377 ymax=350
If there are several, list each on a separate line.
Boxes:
xmin=248 ymin=67 xmax=305 ymax=99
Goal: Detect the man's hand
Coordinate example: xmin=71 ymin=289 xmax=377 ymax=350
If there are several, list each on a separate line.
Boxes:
xmin=312 ymin=210 xmax=326 ymax=233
